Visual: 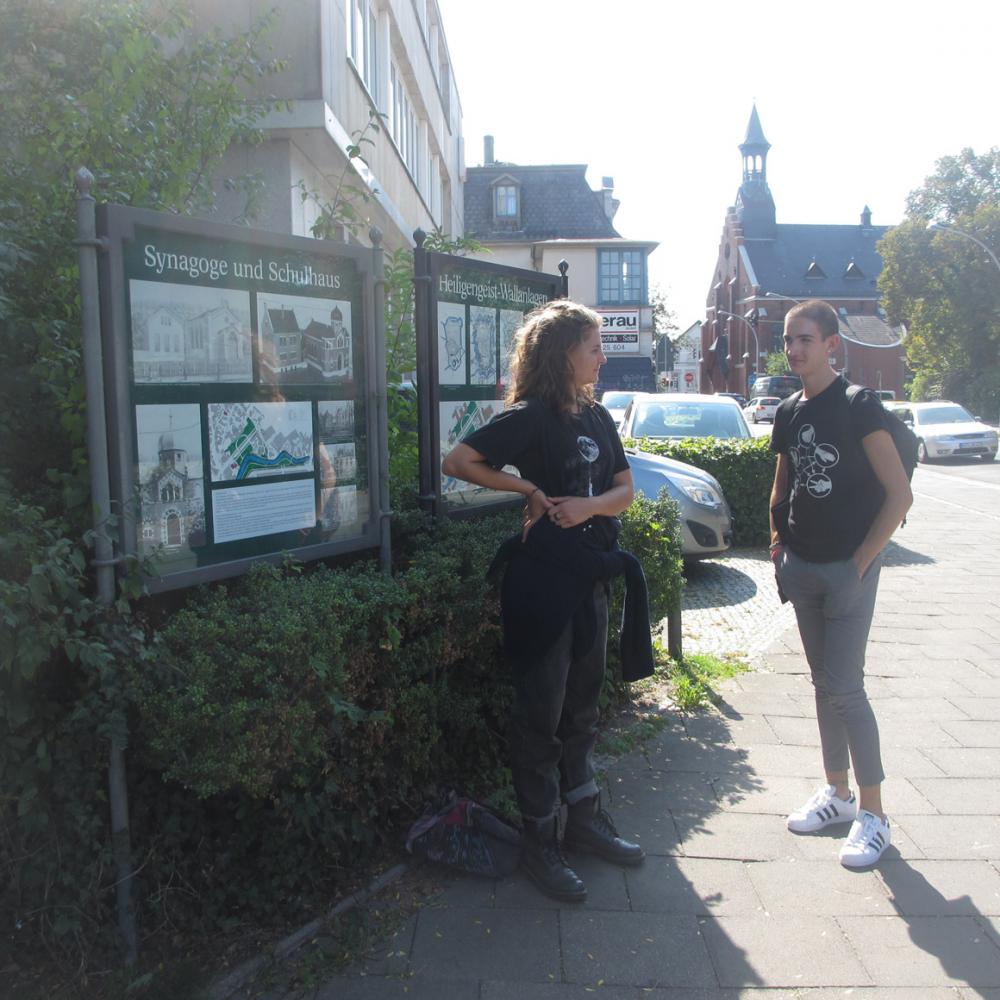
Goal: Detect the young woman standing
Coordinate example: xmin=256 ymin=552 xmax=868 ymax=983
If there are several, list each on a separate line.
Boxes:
xmin=442 ymin=300 xmax=646 ymax=902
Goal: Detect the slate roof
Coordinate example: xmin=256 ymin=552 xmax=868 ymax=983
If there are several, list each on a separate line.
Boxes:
xmin=838 ymin=314 xmax=905 ymax=347
xmin=267 ymin=306 xmax=300 ymax=333
xmin=741 ymin=105 xmax=770 ymax=150
xmin=744 ymin=223 xmax=890 ymax=299
xmin=464 ymin=164 xmax=620 ymax=242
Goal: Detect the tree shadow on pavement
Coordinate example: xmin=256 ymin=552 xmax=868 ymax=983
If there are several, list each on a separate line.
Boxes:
xmin=877 ymin=860 xmax=1000 ymax=996
xmin=682 ymin=560 xmax=760 ymax=610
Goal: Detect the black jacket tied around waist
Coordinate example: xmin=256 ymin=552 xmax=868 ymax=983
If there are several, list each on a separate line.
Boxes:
xmin=487 ymin=515 xmax=655 ymax=683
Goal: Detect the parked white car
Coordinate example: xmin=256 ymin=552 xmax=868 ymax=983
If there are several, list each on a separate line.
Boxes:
xmin=619 ymin=392 xmax=752 ymax=441
xmin=743 ymin=396 xmax=780 ymax=424
xmin=600 ymin=390 xmax=638 ymax=427
xmin=888 ymin=401 xmax=998 ymax=462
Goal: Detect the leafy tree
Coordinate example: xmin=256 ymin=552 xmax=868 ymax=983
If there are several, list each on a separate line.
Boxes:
xmin=879 ymin=148 xmax=1000 ymax=416
xmin=0 ymin=0 xmax=283 ymax=521
xmin=764 ymin=351 xmax=791 ymax=375
xmin=905 ymin=147 xmax=1000 ymax=221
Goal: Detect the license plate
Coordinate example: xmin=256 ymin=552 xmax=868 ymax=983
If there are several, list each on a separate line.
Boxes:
xmin=958 ymin=443 xmax=980 ymax=450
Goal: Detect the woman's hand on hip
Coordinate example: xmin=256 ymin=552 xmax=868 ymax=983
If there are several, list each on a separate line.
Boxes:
xmin=547 ymin=496 xmax=592 ymax=529
xmin=522 ymin=488 xmax=554 ymax=541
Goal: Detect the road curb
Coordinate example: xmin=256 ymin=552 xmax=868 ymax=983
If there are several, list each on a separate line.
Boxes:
xmin=210 ymin=861 xmax=410 ymax=999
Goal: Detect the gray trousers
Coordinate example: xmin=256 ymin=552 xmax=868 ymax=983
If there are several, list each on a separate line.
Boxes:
xmin=777 ymin=548 xmax=885 ymax=787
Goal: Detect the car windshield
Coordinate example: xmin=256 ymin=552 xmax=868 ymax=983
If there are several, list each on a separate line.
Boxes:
xmin=631 ymin=401 xmax=749 ymax=439
xmin=755 ymin=397 xmax=779 ymax=406
xmin=916 ymin=404 xmax=974 ymax=426
xmin=601 ymin=392 xmax=635 ymax=408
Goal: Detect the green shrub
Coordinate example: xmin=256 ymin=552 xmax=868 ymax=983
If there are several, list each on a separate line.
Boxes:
xmin=628 ymin=436 xmax=776 ymax=547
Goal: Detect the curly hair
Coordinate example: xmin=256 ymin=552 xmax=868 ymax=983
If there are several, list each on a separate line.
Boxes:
xmin=506 ymin=300 xmax=602 ymax=412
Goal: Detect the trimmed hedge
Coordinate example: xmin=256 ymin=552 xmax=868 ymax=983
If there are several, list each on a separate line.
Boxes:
xmin=628 ymin=436 xmax=777 ymax=547
xmin=2 ymin=490 xmax=683 ymax=963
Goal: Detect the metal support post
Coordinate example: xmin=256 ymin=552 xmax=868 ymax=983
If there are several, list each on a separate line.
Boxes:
xmin=370 ymin=227 xmax=391 ymax=573
xmin=75 ymin=167 xmax=137 ymax=966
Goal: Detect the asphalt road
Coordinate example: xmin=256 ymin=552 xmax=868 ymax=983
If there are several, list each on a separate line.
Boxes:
xmin=911 ymin=457 xmax=1000 ymax=521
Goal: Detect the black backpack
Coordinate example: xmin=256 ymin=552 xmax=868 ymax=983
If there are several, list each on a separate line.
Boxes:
xmin=846 ymin=384 xmax=919 ymax=482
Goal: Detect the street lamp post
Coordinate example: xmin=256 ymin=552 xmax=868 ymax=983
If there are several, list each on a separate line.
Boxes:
xmin=926 ymin=221 xmax=1000 ymax=274
xmin=714 ymin=308 xmax=761 ymax=396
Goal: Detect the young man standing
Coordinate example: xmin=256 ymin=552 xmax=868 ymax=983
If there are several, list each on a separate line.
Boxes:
xmin=769 ymin=300 xmax=912 ymax=867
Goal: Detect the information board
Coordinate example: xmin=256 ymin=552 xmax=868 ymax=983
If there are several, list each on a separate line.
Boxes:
xmin=414 ymin=243 xmax=565 ymax=515
xmin=97 ymin=206 xmax=382 ymax=592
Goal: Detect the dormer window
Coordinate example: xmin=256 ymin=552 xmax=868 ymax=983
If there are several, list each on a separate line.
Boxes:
xmin=494 ymin=184 xmax=518 ymax=219
xmin=805 ymin=258 xmax=826 ymax=279
xmin=844 ymin=259 xmax=865 ymax=279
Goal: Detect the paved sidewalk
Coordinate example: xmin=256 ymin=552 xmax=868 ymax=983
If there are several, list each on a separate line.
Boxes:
xmin=302 ymin=470 xmax=1000 ymax=999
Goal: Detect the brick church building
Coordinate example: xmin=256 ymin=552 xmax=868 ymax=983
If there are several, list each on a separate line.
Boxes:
xmin=703 ymin=106 xmax=907 ymax=399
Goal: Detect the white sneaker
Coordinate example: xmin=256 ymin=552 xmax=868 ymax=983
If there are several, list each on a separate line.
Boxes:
xmin=839 ymin=810 xmax=891 ymax=868
xmin=786 ymin=784 xmax=858 ymax=833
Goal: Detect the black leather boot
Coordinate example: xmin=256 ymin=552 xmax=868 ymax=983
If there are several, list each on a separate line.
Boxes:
xmin=520 ymin=816 xmax=587 ymax=902
xmin=564 ymin=795 xmax=645 ymax=866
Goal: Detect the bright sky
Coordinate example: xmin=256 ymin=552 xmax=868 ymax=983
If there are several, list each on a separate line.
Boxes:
xmin=436 ymin=0 xmax=999 ymax=329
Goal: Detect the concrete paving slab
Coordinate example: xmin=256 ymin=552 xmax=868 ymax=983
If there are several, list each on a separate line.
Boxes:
xmin=762 ymin=714 xmax=822 ymax=745
xmin=837 ymin=913 xmax=1000 ymax=988
xmin=745 ymin=859 xmax=894 ymax=915
xmin=680 ymin=712 xmax=781 ymax=746
xmin=482 ymin=984 xmax=805 ymax=1000
xmin=940 ymin=721 xmax=1000 ymax=748
xmin=881 ymin=747 xmax=948 ymax=778
xmin=624 ymin=856 xmax=761 ymax=916
xmin=720 ymin=742 xmax=839 ymax=778
xmin=559 ymin=910 xmax=717 ymax=989
xmin=700 ymin=914 xmax=871 ymax=987
xmin=711 ymin=691 xmax=809 ymax=717
xmin=604 ymin=766 xmax=720 ymax=817
xmin=948 ymin=698 xmax=1000 ymax=720
xmin=953 ymin=673 xmax=1000 ymax=697
xmin=313 ymin=975 xmax=480 ymax=999
xmin=879 ymin=860 xmax=1000 ymax=916
xmin=877 ymin=720 xmax=963 ymax=749
xmin=879 ymin=676 xmax=993 ymax=699
xmin=865 ymin=697 xmax=974 ymax=721
xmin=731 ymin=672 xmax=812 ymax=696
xmin=407 ymin=906 xmax=560 ymax=982
xmin=675 ymin=813 xmax=803 ymax=862
xmin=893 ymin=816 xmax=1000 ymax=861
xmin=911 ymin=779 xmax=1000 ymax=815
xmin=923 ymin=748 xmax=1000 ymax=778
xmin=712 ymin=774 xmax=817 ymax=815
xmin=425 ymin=870 xmax=496 ymax=908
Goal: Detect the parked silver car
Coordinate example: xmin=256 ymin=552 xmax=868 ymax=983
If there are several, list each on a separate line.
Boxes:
xmin=625 ymin=448 xmax=733 ymax=560
xmin=888 ymin=401 xmax=998 ymax=462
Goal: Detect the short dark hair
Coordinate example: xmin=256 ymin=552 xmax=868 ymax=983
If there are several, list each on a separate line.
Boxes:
xmin=785 ymin=299 xmax=839 ymax=339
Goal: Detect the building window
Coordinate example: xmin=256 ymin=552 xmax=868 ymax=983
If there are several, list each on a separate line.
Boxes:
xmin=349 ymin=0 xmax=378 ymax=102
xmin=598 ymin=249 xmax=645 ymax=305
xmin=494 ymin=185 xmax=518 ymax=219
xmin=389 ymin=62 xmax=419 ymax=180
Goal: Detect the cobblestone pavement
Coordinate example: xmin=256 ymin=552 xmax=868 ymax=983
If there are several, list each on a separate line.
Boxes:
xmin=677 ymin=549 xmax=796 ymax=664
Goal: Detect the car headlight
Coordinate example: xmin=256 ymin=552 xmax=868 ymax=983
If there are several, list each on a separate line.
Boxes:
xmin=676 ymin=477 xmax=722 ymax=508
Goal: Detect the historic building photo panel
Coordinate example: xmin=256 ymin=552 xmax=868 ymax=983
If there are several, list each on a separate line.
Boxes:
xmin=135 ymin=403 xmax=206 ymax=564
xmin=256 ymin=292 xmax=354 ymax=385
xmin=129 ymin=280 xmax=252 ymax=383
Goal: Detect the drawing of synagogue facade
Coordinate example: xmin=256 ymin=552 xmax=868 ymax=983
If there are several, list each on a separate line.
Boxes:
xmin=133 ymin=303 xmax=250 ymax=382
xmin=139 ymin=432 xmax=205 ymax=550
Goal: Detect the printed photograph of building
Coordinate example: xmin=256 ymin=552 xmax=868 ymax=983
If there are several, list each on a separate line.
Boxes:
xmin=135 ymin=403 xmax=206 ymax=561
xmin=257 ymin=293 xmax=353 ymax=384
xmin=130 ymin=281 xmax=252 ymax=383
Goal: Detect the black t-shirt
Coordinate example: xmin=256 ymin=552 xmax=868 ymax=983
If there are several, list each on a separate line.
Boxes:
xmin=462 ymin=397 xmax=628 ymax=501
xmin=770 ymin=376 xmax=889 ymax=562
